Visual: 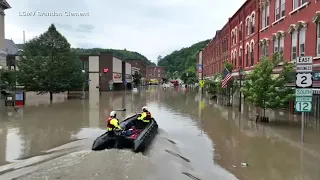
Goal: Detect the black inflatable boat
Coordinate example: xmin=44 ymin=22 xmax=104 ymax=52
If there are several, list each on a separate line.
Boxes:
xmin=92 ymin=114 xmax=158 ymax=152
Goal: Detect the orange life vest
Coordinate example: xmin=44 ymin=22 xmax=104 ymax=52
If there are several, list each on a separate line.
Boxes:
xmin=107 ymin=117 xmax=115 ymax=129
xmin=145 ymin=112 xmax=151 ymax=120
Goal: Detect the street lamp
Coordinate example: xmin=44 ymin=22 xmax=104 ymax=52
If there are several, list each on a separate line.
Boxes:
xmin=238 ymin=66 xmax=244 ymax=112
xmin=81 ymin=69 xmax=85 ymax=99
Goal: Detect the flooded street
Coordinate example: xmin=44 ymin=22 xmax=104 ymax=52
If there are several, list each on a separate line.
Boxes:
xmin=0 ymin=87 xmax=320 ymax=180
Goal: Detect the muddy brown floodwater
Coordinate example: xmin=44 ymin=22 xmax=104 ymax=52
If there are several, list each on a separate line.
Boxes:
xmin=0 ymin=87 xmax=320 ymax=180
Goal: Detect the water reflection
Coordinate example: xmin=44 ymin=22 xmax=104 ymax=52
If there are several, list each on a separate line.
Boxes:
xmin=160 ymin=90 xmax=320 ymax=180
xmin=6 ymin=128 xmax=23 ymax=162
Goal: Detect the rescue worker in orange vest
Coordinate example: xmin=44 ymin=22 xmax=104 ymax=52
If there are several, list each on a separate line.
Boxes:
xmin=107 ymin=111 xmax=122 ymax=136
xmin=137 ymin=106 xmax=152 ymax=127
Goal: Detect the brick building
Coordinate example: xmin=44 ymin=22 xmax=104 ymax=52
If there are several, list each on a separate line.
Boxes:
xmin=202 ymin=0 xmax=320 ymax=78
xmin=146 ymin=66 xmax=165 ymax=81
xmin=125 ymin=59 xmax=147 ymax=77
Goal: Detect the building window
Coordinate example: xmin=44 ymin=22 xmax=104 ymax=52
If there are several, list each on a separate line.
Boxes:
xmin=234 ymin=51 xmax=237 ymax=68
xmin=274 ymin=0 xmax=285 ymax=21
xmin=261 ymin=5 xmax=270 ymax=29
xmin=279 ymin=36 xmax=284 ymax=54
xmin=246 ymin=45 xmax=249 ymax=67
xmin=239 ymin=24 xmax=242 ymax=41
xmin=274 ymin=38 xmax=279 ymax=52
xmin=235 ymin=29 xmax=238 ymax=44
xmin=280 ymin=0 xmax=285 ymax=17
xmin=293 ymin=0 xmax=299 ymax=9
xmin=261 ymin=8 xmax=266 ymax=28
xmin=275 ymin=0 xmax=280 ymax=21
xmin=299 ymin=27 xmax=306 ymax=56
xmin=158 ymin=74 xmax=160 ymax=78
xmin=260 ymin=45 xmax=265 ymax=57
xmin=291 ymin=31 xmax=297 ymax=61
xmin=251 ymin=14 xmax=255 ymax=33
xmin=266 ymin=5 xmax=270 ymax=26
xmin=158 ymin=69 xmax=160 ymax=73
xmin=317 ymin=22 xmax=320 ymax=56
xmin=239 ymin=48 xmax=242 ymax=66
xmin=265 ymin=43 xmax=269 ymax=57
xmin=246 ymin=18 xmax=250 ymax=36
xmin=251 ymin=42 xmax=254 ymax=66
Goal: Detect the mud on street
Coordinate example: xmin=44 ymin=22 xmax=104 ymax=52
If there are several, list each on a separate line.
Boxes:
xmin=0 ymin=87 xmax=320 ymax=180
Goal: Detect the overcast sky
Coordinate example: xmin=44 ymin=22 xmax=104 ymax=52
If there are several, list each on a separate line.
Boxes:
xmin=5 ymin=0 xmax=244 ymax=62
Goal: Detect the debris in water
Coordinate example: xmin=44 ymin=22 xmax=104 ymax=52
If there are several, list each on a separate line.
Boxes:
xmin=232 ymin=165 xmax=236 ymax=168
xmin=241 ymin=162 xmax=248 ymax=167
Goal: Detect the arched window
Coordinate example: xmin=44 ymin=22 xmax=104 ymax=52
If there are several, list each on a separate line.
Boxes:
xmin=246 ymin=44 xmax=249 ymax=67
xmin=246 ymin=17 xmax=251 ymax=36
xmin=234 ymin=50 xmax=237 ymax=68
xmin=251 ymin=42 xmax=254 ymax=66
xmin=251 ymin=13 xmax=255 ymax=33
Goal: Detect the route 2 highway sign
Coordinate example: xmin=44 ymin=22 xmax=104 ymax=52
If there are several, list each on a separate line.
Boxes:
xmin=296 ymin=73 xmax=312 ymax=88
xmin=295 ymin=101 xmax=312 ymax=112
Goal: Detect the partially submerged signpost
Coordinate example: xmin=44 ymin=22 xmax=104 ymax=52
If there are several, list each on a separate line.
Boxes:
xmin=295 ymin=56 xmax=313 ymax=142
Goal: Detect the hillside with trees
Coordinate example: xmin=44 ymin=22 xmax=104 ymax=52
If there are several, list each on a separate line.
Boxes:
xmin=157 ymin=39 xmax=210 ymax=83
xmin=72 ymin=48 xmax=155 ymax=66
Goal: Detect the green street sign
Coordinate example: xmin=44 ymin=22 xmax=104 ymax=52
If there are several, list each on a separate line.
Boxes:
xmin=295 ymin=88 xmax=313 ymax=96
xmin=295 ymin=101 xmax=312 ymax=112
xmin=295 ymin=97 xmax=312 ymax=102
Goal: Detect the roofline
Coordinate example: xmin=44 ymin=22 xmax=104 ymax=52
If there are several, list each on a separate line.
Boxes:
xmin=1 ymin=0 xmax=11 ymax=9
xmin=229 ymin=0 xmax=252 ymax=21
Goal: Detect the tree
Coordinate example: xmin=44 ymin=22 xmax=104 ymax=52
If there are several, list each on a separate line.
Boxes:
xmin=157 ymin=55 xmax=162 ymax=65
xmin=17 ymin=24 xmax=83 ymax=101
xmin=158 ymin=40 xmax=210 ymax=75
xmin=132 ymin=71 xmax=142 ymax=86
xmin=180 ymin=66 xmax=197 ymax=84
xmin=0 ymin=70 xmax=16 ymax=91
xmin=72 ymin=48 xmax=155 ymax=66
xmin=241 ymin=53 xmax=294 ymax=119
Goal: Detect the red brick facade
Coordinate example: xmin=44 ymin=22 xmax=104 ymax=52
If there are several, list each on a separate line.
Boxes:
xmin=126 ymin=59 xmax=147 ymax=77
xmin=202 ymin=0 xmax=320 ymax=78
xmin=146 ymin=66 xmax=165 ymax=81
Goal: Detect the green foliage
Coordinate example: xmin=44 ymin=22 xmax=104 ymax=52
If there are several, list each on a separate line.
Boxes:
xmin=17 ymin=24 xmax=83 ymax=94
xmin=180 ymin=66 xmax=197 ymax=84
xmin=241 ymin=53 xmax=294 ymax=113
xmin=0 ymin=70 xmax=16 ymax=90
xmin=132 ymin=71 xmax=142 ymax=85
xmin=72 ymin=48 xmax=155 ymax=66
xmin=158 ymin=40 xmax=210 ymax=77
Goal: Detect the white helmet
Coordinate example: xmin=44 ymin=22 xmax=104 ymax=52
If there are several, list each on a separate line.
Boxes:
xmin=110 ymin=111 xmax=116 ymax=117
xmin=142 ymin=106 xmax=148 ymax=111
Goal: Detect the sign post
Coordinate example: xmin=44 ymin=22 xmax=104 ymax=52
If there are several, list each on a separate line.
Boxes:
xmin=295 ymin=56 xmax=313 ymax=142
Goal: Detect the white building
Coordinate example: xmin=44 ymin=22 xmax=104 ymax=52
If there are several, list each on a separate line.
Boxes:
xmin=0 ymin=0 xmax=11 ymax=68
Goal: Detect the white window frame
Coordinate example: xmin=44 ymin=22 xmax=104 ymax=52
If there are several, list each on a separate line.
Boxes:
xmin=291 ymin=31 xmax=297 ymax=61
xmin=280 ymin=0 xmax=285 ymax=17
xmin=235 ymin=28 xmax=238 ymax=44
xmin=251 ymin=42 xmax=254 ymax=66
xmin=299 ymin=27 xmax=306 ymax=56
xmin=293 ymin=0 xmax=299 ymax=10
xmin=251 ymin=13 xmax=255 ymax=33
xmin=266 ymin=5 xmax=270 ymax=26
xmin=274 ymin=38 xmax=279 ymax=52
xmin=246 ymin=17 xmax=250 ymax=36
xmin=317 ymin=22 xmax=320 ymax=57
xmin=265 ymin=43 xmax=269 ymax=56
xmin=275 ymin=0 xmax=280 ymax=21
xmin=261 ymin=8 xmax=266 ymax=29
xmin=279 ymin=36 xmax=284 ymax=53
